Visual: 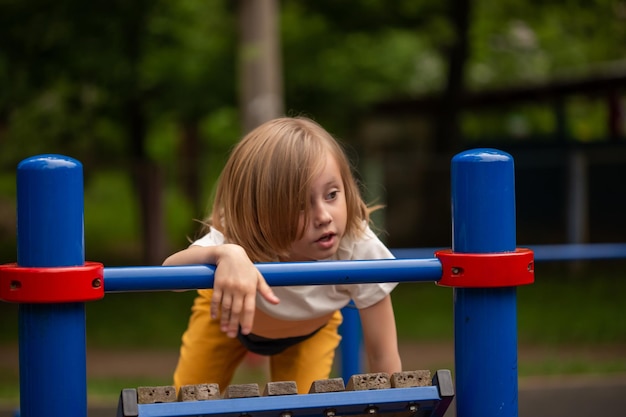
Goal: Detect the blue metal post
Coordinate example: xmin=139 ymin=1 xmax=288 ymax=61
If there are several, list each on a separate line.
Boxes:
xmin=17 ymin=155 xmax=87 ymax=417
xmin=451 ymin=149 xmax=518 ymax=417
xmin=339 ymin=304 xmax=363 ymax=380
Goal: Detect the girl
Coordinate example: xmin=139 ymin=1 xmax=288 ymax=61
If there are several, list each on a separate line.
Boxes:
xmin=164 ymin=117 xmax=401 ymax=393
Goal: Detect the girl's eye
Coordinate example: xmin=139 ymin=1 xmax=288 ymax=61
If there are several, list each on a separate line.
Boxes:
xmin=327 ymin=191 xmax=338 ymax=200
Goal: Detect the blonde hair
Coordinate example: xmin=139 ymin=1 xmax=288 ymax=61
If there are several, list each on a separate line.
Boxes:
xmin=205 ymin=117 xmax=373 ymax=262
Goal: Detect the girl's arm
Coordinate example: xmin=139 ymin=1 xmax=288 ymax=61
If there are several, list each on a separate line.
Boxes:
xmin=359 ymin=295 xmax=402 ymax=375
xmin=163 ymin=244 xmax=280 ymax=338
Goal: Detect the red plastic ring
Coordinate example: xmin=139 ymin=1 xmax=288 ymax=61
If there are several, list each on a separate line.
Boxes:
xmin=0 ymin=262 xmax=104 ymax=303
xmin=435 ymin=248 xmax=534 ymax=288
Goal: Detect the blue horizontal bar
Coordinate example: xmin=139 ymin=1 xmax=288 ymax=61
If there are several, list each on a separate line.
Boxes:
xmin=391 ymin=243 xmax=626 ymax=262
xmin=391 ymin=248 xmax=442 ymax=259
xmin=103 ymin=242 xmax=626 ymax=293
xmin=137 ymin=386 xmax=443 ymax=417
xmin=528 ymin=243 xmax=626 ymax=261
xmin=103 ymin=258 xmax=443 ymax=293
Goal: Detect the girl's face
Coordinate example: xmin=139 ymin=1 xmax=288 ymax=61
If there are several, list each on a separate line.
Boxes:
xmin=284 ymin=152 xmax=348 ymax=262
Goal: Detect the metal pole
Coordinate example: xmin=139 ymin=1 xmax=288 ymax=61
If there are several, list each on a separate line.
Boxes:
xmin=451 ymin=149 xmax=519 ymax=417
xmin=339 ymin=304 xmax=363 ymax=380
xmin=103 ymin=258 xmax=443 ymax=292
xmin=17 ymin=155 xmax=87 ymax=417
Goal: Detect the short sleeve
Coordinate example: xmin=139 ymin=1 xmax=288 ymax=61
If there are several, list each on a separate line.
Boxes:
xmin=335 ymin=225 xmax=398 ymax=309
xmin=191 ymin=227 xmax=226 ymax=247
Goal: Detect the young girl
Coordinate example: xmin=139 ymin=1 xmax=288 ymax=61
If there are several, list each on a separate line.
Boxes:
xmin=164 ymin=117 xmax=401 ymax=393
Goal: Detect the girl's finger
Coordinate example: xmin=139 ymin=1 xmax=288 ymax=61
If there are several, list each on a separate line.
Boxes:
xmin=226 ymin=296 xmax=243 ymax=338
xmin=239 ymin=294 xmax=256 ymax=335
xmin=257 ymin=276 xmax=280 ymax=305
xmin=211 ymin=288 xmax=223 ymax=319
xmin=220 ymin=294 xmax=233 ymax=331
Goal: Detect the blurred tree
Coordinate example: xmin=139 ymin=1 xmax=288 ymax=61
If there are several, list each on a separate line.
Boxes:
xmin=436 ymin=0 xmax=471 ymax=153
xmin=1 ymin=0 xmax=624 ymax=261
xmin=238 ymin=0 xmax=284 ymax=134
xmin=469 ymin=0 xmax=626 ymax=88
xmin=280 ymin=0 xmax=448 ymax=137
xmin=0 ymin=0 xmax=238 ymax=263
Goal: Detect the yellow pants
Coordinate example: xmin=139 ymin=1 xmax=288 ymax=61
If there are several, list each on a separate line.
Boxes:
xmin=173 ymin=290 xmax=343 ymax=394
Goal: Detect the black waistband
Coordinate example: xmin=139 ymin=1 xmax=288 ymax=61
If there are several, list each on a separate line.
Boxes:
xmin=237 ymin=326 xmax=323 ymax=356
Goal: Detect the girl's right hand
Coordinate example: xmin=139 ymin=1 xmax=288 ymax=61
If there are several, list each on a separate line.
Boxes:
xmin=162 ymin=244 xmax=280 ymax=338
xmin=211 ymin=244 xmax=280 ymax=338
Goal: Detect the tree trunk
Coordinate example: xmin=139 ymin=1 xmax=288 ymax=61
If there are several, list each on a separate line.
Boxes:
xmin=122 ymin=0 xmax=166 ymax=265
xmin=238 ymin=0 xmax=284 ymax=133
xmin=178 ymin=121 xmax=202 ymax=216
xmin=435 ymin=0 xmax=471 ymax=154
xmin=127 ymin=97 xmax=167 ymax=266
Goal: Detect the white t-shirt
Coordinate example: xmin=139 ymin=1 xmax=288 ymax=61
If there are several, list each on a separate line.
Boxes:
xmin=192 ymin=226 xmax=397 ymax=320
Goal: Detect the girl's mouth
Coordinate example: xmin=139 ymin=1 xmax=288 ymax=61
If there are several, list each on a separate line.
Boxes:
xmin=317 ymin=233 xmax=334 ymax=242
xmin=316 ymin=233 xmax=336 ymax=249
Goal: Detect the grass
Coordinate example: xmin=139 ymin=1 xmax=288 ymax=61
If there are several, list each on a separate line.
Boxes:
xmin=2 ymin=273 xmax=623 ymax=410
xmin=519 ymin=358 xmax=626 ymax=377
xmin=85 ymin=291 xmax=198 ymax=349
xmin=4 ymin=261 xmax=623 ymax=349
xmin=394 ymin=260 xmax=626 ymax=345
xmin=1 ymin=268 xmax=625 ymax=409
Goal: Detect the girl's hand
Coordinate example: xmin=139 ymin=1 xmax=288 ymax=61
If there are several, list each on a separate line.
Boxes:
xmin=162 ymin=244 xmax=280 ymax=338
xmin=211 ymin=244 xmax=280 ymax=338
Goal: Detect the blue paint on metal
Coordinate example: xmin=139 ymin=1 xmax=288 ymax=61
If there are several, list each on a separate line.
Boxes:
xmin=451 ymin=148 xmax=519 ymax=417
xmin=16 ymin=155 xmax=87 ymax=417
xmin=17 ymin=155 xmax=85 ymax=267
xmin=103 ymin=258 xmax=443 ymax=292
xmin=392 ymin=243 xmax=626 ymax=262
xmin=137 ymin=386 xmax=443 ymax=417
xmin=339 ymin=303 xmax=363 ymax=380
xmin=451 ymin=149 xmax=516 ymax=254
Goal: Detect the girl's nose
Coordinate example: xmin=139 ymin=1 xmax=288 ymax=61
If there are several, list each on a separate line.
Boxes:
xmin=313 ymin=204 xmax=332 ymax=227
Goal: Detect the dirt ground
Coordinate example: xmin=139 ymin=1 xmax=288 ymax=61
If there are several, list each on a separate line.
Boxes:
xmin=2 ymin=341 xmax=624 ymax=382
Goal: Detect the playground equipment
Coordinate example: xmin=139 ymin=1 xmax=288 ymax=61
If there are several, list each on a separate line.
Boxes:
xmin=117 ymin=370 xmax=454 ymax=417
xmin=0 ymin=149 xmax=534 ymax=417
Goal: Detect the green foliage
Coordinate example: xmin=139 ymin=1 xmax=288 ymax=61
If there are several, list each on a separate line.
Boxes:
xmin=86 ymin=291 xmax=198 ymax=348
xmin=281 ymin=1 xmax=447 ymax=135
xmin=469 ymin=0 xmax=626 ymax=88
xmin=392 ymin=283 xmax=454 ymax=341
xmin=84 ymin=171 xmax=140 ymax=265
xmin=1 ymin=0 xmax=623 ymax=162
xmin=395 ymin=261 xmax=626 ymax=345
xmin=518 ymin=261 xmax=626 ymax=345
xmin=1 ymin=0 xmax=622 ymax=193
xmin=2 ymin=263 xmax=623 ymax=348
